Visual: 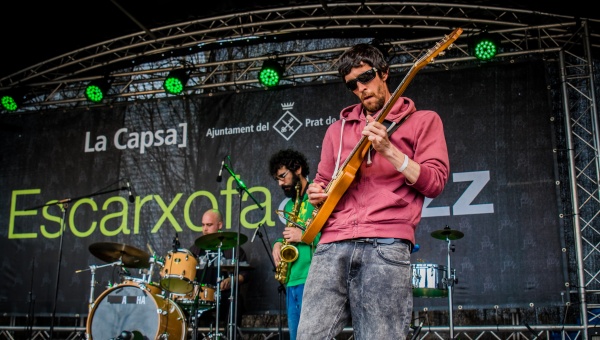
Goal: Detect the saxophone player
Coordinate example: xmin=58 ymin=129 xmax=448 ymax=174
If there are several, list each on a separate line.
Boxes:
xmin=269 ymin=149 xmax=320 ymax=340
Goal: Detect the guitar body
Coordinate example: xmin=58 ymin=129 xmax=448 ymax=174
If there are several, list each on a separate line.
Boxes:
xmin=301 ymin=163 xmax=358 ymax=243
xmin=299 ymin=27 xmax=463 ymax=244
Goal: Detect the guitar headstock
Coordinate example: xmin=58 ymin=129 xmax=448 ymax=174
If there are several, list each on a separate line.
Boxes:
xmin=415 ymin=27 xmax=463 ymax=70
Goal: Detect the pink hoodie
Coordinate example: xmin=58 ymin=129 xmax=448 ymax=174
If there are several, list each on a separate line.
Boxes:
xmin=314 ymin=97 xmax=450 ymax=245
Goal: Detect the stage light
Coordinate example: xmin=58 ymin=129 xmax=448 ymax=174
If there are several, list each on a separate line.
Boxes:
xmin=163 ymin=69 xmax=190 ymax=95
xmin=85 ymin=78 xmax=110 ymax=103
xmin=469 ymin=31 xmax=500 ymax=61
xmin=258 ymin=60 xmax=284 ymax=88
xmin=1 ymin=89 xmax=26 ymax=112
xmin=1 ymin=95 xmax=19 ymax=112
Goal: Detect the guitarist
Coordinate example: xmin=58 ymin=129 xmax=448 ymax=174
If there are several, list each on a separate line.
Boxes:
xmin=297 ymin=43 xmax=450 ymax=340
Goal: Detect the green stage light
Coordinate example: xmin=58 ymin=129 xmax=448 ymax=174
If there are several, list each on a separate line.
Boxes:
xmin=1 ymin=95 xmax=18 ymax=112
xmin=85 ymin=78 xmax=110 ymax=103
xmin=1 ymin=89 xmax=26 ymax=112
xmin=470 ymin=31 xmax=500 ymax=61
xmin=258 ymin=60 xmax=284 ymax=88
xmin=163 ymin=69 xmax=190 ymax=95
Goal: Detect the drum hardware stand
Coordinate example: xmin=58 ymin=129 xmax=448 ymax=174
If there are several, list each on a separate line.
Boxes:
xmin=26 ymin=256 xmax=36 ymax=340
xmin=146 ymin=243 xmax=159 ymax=284
xmin=191 ymin=295 xmax=211 ymax=340
xmin=444 ymin=237 xmax=457 ymax=339
xmin=141 ymin=255 xmax=159 ymax=284
xmin=192 ymin=250 xmax=222 ymax=339
xmin=213 ymin=242 xmax=226 ymax=339
xmin=225 ymin=251 xmax=245 ymax=340
xmin=76 ymin=260 xmax=124 ymax=311
xmin=253 ymin=222 xmax=286 ymax=340
xmin=431 ymin=225 xmax=463 ymax=340
xmin=221 ymin=159 xmax=263 ymax=340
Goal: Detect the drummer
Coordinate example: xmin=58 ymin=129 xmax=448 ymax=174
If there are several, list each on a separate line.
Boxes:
xmin=189 ymin=208 xmax=251 ymax=328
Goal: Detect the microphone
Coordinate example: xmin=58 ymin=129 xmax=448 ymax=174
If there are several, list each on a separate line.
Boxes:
xmin=116 ymin=331 xmax=142 ymax=340
xmin=126 ymin=181 xmax=134 ymax=203
xmin=216 ymin=156 xmax=226 ymax=182
xmin=117 ymin=331 xmax=132 ymax=340
xmin=251 ymin=224 xmax=262 ymax=243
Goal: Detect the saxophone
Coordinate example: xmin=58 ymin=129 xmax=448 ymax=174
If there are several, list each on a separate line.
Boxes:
xmin=274 ymin=182 xmax=301 ymax=284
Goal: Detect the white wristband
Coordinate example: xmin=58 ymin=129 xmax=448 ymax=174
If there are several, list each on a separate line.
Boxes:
xmin=397 ymin=155 xmax=410 ymax=173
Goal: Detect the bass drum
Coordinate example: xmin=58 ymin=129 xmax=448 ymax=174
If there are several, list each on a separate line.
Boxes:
xmin=86 ymin=284 xmax=187 ymax=340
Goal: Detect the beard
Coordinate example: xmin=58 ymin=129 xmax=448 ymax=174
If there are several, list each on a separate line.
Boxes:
xmin=362 ymin=93 xmax=386 ymax=113
xmin=281 ymin=174 xmax=301 ymax=199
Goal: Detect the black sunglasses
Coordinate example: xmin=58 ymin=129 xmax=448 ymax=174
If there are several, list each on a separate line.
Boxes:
xmin=345 ymin=67 xmax=379 ymax=91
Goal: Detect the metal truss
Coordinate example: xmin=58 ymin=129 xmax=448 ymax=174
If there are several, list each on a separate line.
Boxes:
xmin=0 ymin=323 xmax=588 ymax=340
xmin=556 ymin=19 xmax=600 ymax=339
xmin=1 ymin=2 xmax=599 ymax=113
xmin=1 ymin=2 xmax=600 ymax=339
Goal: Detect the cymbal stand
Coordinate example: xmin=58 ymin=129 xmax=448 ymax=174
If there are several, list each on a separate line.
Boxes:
xmin=444 ymin=236 xmax=458 ymax=339
xmin=142 ymin=256 xmax=158 ymax=283
xmin=227 ymin=248 xmax=239 ymax=340
xmin=75 ymin=260 xmax=123 ymax=311
xmin=213 ymin=243 xmax=225 ymax=339
xmin=192 ymin=251 xmax=216 ymax=340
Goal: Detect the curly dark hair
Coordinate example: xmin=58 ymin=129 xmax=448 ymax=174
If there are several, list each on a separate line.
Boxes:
xmin=337 ymin=43 xmax=389 ymax=79
xmin=268 ymin=149 xmax=309 ymax=177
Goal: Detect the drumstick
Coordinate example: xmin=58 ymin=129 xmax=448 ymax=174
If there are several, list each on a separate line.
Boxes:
xmin=147 ymin=243 xmax=155 ymax=256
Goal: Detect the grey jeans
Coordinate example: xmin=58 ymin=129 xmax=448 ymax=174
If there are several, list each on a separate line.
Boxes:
xmin=297 ymin=240 xmax=413 ymax=340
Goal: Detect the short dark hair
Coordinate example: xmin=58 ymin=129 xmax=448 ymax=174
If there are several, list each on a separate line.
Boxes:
xmin=337 ymin=43 xmax=389 ymax=79
xmin=268 ymin=149 xmax=309 ymax=177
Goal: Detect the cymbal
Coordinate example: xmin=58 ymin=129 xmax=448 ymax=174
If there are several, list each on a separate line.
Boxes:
xmin=194 ymin=232 xmax=248 ymax=250
xmin=89 ymin=242 xmax=150 ymax=268
xmin=431 ymin=227 xmax=464 ymax=240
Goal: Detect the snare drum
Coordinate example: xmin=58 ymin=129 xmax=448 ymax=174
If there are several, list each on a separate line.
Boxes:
xmin=172 ymin=284 xmax=216 ymax=313
xmin=87 ymin=284 xmax=186 ymax=340
xmin=160 ymin=249 xmax=197 ymax=294
xmin=120 ymin=276 xmax=163 ymax=296
xmin=411 ymin=263 xmax=448 ymax=298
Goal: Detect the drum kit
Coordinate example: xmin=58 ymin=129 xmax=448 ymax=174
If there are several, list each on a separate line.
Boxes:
xmin=83 ymin=232 xmax=252 ymax=340
xmin=411 ymin=225 xmax=464 ymax=340
xmin=411 ymin=226 xmax=464 ymax=298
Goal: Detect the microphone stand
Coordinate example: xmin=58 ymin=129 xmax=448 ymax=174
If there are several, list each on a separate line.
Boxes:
xmin=254 ymin=222 xmax=286 ymax=340
xmin=24 ymin=183 xmax=130 ymax=340
xmin=222 ymin=163 xmax=263 ymax=209
xmin=221 ymin=162 xmax=263 ymax=340
xmin=27 ymin=256 xmax=35 ymax=340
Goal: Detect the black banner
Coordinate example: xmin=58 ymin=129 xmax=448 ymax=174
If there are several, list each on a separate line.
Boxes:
xmin=0 ymin=60 xmax=565 ymax=315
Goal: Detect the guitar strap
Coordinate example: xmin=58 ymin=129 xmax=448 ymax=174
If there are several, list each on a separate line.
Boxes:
xmin=366 ymin=113 xmax=413 ymax=166
xmin=383 ymin=113 xmax=412 ymax=137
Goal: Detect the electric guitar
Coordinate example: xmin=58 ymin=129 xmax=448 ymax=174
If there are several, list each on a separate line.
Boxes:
xmin=301 ymin=27 xmax=463 ymax=244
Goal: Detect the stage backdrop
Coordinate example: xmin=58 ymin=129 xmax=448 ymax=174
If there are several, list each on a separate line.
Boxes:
xmin=0 ymin=60 xmax=566 ymax=316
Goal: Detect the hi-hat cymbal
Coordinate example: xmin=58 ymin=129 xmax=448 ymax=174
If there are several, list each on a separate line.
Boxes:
xmin=89 ymin=242 xmax=150 ymax=268
xmin=431 ymin=227 xmax=464 ymax=240
xmin=194 ymin=232 xmax=248 ymax=250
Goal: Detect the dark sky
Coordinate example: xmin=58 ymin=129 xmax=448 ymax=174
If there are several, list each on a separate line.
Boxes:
xmin=0 ymin=0 xmax=592 ymax=79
